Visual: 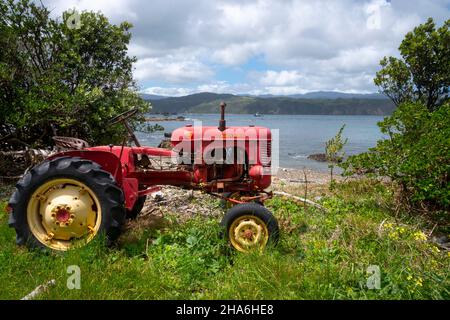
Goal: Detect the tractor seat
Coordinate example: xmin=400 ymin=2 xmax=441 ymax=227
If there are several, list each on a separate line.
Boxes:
xmin=52 ymin=136 xmax=90 ymax=150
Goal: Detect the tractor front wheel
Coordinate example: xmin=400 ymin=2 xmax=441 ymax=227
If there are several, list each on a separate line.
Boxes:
xmin=8 ymin=157 xmax=126 ymax=251
xmin=221 ymin=203 xmax=279 ymax=252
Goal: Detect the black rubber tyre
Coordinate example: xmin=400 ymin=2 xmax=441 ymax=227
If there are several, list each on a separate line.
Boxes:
xmin=127 ymin=195 xmax=147 ymax=219
xmin=220 ymin=202 xmax=279 ymax=251
xmin=8 ymin=156 xmax=126 ymax=250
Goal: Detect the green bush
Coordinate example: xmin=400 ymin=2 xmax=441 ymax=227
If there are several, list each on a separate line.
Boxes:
xmin=0 ymin=0 xmax=149 ymax=149
xmin=342 ymin=101 xmax=450 ymax=211
xmin=343 ymin=18 xmax=449 ymax=213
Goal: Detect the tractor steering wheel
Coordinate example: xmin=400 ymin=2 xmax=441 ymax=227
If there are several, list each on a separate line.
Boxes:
xmin=109 ymin=107 xmax=139 ymax=125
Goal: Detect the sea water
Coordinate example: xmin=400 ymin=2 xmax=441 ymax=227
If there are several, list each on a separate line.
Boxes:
xmin=136 ymin=114 xmax=386 ymax=172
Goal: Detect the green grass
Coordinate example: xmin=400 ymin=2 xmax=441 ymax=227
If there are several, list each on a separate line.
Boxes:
xmin=0 ymin=180 xmax=448 ymax=300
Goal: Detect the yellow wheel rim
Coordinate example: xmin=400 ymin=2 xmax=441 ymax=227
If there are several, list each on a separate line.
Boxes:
xmin=27 ymin=178 xmax=102 ymax=251
xmin=229 ymin=215 xmax=269 ymax=252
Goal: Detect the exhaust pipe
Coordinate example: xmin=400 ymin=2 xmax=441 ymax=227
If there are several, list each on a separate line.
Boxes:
xmin=218 ymin=101 xmax=226 ymax=131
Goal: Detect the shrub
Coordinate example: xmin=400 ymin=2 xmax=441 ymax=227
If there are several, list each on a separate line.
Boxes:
xmin=342 ymin=101 xmax=450 ymax=211
xmin=325 ymin=124 xmax=347 ymax=188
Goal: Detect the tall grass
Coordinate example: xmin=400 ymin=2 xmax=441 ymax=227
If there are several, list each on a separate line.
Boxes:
xmin=0 ymin=180 xmax=448 ymax=300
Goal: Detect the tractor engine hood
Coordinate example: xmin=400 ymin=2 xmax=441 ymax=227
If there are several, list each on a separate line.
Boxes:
xmin=170 ymin=125 xmax=272 ymax=143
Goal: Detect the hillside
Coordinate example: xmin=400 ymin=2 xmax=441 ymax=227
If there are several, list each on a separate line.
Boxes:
xmin=144 ymin=92 xmax=395 ymax=115
xmin=140 ymin=93 xmax=169 ymax=100
xmin=254 ymin=91 xmax=387 ymax=99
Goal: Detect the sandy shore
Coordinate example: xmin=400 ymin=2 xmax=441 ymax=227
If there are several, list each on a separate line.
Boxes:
xmin=274 ymin=167 xmax=341 ymax=186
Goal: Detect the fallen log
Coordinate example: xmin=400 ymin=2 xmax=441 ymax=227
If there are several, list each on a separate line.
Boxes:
xmin=0 ymin=149 xmax=54 ymax=177
xmin=272 ymin=191 xmax=327 ymax=211
xmin=21 ymin=279 xmax=56 ymax=300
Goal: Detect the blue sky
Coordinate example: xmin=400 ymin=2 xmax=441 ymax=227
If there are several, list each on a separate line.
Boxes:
xmin=44 ymin=0 xmax=450 ymax=96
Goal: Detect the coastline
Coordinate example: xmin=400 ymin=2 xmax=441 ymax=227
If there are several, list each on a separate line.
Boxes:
xmin=274 ymin=166 xmax=341 ymax=186
xmin=0 ymin=165 xmax=338 ymax=188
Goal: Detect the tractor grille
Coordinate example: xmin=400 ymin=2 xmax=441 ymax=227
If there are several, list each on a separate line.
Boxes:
xmin=260 ymin=140 xmax=271 ymax=166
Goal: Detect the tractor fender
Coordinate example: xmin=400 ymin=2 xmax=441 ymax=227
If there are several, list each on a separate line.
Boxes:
xmin=47 ymin=150 xmax=139 ymax=210
xmin=47 ymin=150 xmax=123 ymax=185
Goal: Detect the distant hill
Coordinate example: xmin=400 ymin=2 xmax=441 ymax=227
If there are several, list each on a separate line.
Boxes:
xmin=140 ymin=93 xmax=168 ymax=100
xmin=144 ymin=92 xmax=395 ymax=115
xmin=250 ymin=91 xmax=386 ymax=100
xmin=291 ymin=91 xmax=386 ymax=99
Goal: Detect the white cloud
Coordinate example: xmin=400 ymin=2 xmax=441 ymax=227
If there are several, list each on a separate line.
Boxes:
xmin=142 ymin=81 xmax=254 ymax=97
xmin=134 ymin=54 xmax=213 ymax=84
xmin=41 ymin=0 xmax=450 ymax=95
xmin=211 ymin=43 xmax=258 ymax=66
xmin=44 ymin=0 xmax=137 ymax=21
xmin=258 ymin=70 xmax=303 ymax=86
xmin=141 ymin=87 xmax=196 ymax=97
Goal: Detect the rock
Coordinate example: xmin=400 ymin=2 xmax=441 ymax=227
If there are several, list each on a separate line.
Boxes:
xmin=151 ymin=191 xmax=165 ymax=202
xmin=158 ymin=138 xmax=172 ymax=149
xmin=431 ymin=235 xmax=450 ymax=249
xmin=307 ymin=153 xmax=327 ymax=162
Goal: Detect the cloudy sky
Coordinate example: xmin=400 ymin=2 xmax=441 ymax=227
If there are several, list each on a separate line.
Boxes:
xmin=42 ymin=0 xmax=450 ymax=96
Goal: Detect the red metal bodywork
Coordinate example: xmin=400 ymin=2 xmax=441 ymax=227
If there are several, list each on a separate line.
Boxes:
xmin=48 ymin=125 xmax=272 ymax=211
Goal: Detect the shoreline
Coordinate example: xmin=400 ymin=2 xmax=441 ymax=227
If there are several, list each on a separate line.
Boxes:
xmin=274 ymin=167 xmax=339 ymax=186
xmin=145 ymin=116 xmax=185 ymax=122
xmin=146 ymin=113 xmax=389 ymax=117
xmin=0 ymin=166 xmax=336 ymax=185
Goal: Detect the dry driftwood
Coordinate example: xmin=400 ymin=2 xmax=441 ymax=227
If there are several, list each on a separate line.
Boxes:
xmin=21 ymin=279 xmax=56 ymax=300
xmin=0 ymin=149 xmax=54 ymax=178
xmin=273 ymin=191 xmax=327 ymax=211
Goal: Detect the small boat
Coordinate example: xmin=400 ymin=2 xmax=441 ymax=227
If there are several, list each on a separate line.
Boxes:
xmin=254 ymin=112 xmax=262 ymax=117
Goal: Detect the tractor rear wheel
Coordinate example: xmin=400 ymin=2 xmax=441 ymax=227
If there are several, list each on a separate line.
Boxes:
xmin=221 ymin=203 xmax=279 ymax=253
xmin=8 ymin=157 xmax=125 ymax=251
xmin=127 ymin=195 xmax=147 ymax=219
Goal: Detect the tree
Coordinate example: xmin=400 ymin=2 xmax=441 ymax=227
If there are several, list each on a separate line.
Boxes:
xmin=0 ymin=0 xmax=149 ymax=150
xmin=374 ymin=57 xmax=413 ymax=106
xmin=342 ymin=102 xmax=449 ymax=211
xmin=374 ymin=18 xmax=450 ymax=111
xmin=325 ymin=125 xmax=347 ymax=189
xmin=343 ymin=18 xmax=450 ymax=213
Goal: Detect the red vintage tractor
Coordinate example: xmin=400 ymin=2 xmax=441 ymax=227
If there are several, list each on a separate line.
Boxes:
xmin=7 ymin=103 xmax=279 ymax=252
